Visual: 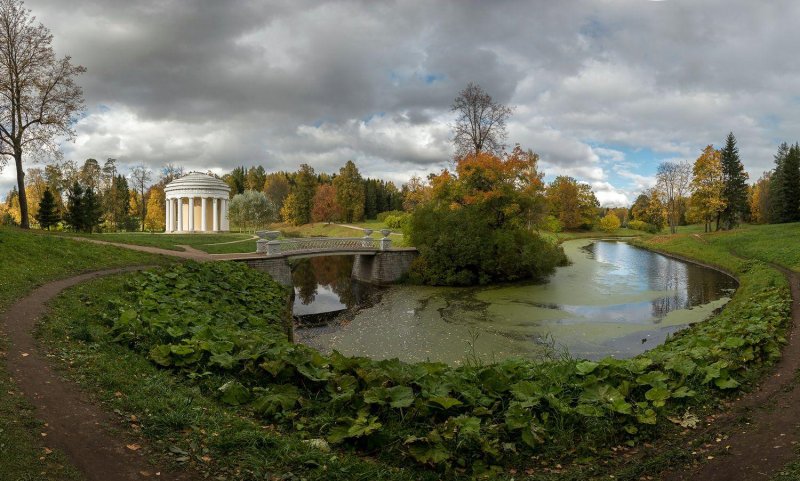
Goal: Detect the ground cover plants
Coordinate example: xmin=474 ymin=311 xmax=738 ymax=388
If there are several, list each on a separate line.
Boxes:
xmin=0 ymin=226 xmax=165 ymax=480
xmin=91 ymin=241 xmax=790 ymax=477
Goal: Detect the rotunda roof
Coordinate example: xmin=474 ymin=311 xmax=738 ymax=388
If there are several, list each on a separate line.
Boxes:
xmin=164 ymin=172 xmax=230 ymax=197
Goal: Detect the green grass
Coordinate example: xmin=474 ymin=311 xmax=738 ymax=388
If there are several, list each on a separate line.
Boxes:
xmin=0 ymin=226 xmax=167 ymax=481
xmin=63 ymin=231 xmax=255 ymax=253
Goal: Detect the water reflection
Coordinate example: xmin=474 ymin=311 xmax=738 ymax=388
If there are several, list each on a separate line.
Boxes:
xmin=293 ymin=241 xmax=737 ymax=365
xmin=290 ymin=256 xmax=376 ymax=318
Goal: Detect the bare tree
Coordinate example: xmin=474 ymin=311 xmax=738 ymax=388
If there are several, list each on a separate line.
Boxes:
xmin=451 ymin=82 xmax=513 ymax=161
xmin=130 ymin=163 xmax=152 ymax=231
xmin=656 ymin=161 xmax=693 ymax=234
xmin=0 ymin=0 xmax=85 ymax=228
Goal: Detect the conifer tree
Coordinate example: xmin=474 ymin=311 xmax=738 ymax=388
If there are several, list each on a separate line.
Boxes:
xmin=82 ymin=187 xmax=103 ymax=233
xmin=780 ymin=144 xmax=800 ymax=222
xmin=34 ymin=188 xmax=59 ymax=229
xmin=719 ymin=132 xmax=749 ymax=229
xmin=768 ymin=142 xmax=789 ymax=223
xmin=63 ymin=182 xmax=84 ymax=231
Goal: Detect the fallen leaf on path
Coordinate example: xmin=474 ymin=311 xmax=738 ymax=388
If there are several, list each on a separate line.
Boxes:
xmin=126 ymin=444 xmax=141 ymax=451
xmin=21 ymin=353 xmax=29 ymax=357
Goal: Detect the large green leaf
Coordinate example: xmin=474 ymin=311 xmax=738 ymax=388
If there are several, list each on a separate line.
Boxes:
xmin=218 ymin=380 xmax=251 ymax=405
xmin=252 ymin=384 xmax=299 ymax=414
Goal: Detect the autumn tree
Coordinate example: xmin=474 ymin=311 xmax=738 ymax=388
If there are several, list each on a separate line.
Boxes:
xmin=598 ymin=212 xmax=621 ymax=233
xmin=749 ymin=173 xmax=771 ymax=224
xmin=312 ymin=184 xmax=341 ymax=223
xmin=130 ymin=163 xmax=151 ymax=231
xmin=143 ymin=186 xmax=165 ymax=232
xmin=656 ymin=160 xmax=692 ymax=234
xmin=0 ymin=0 xmax=85 ymax=228
xmin=264 ymin=173 xmax=290 ymax=211
xmin=688 ymin=146 xmax=725 ymax=232
xmin=292 ymin=164 xmax=318 ymax=225
xmin=402 ymin=175 xmax=430 ymax=211
xmin=546 ymin=176 xmax=599 ymax=230
xmin=719 ymin=133 xmax=749 ymax=229
xmin=333 ymin=160 xmax=365 ymax=223
xmin=245 ymin=166 xmax=266 ymax=191
xmin=451 ymin=82 xmax=513 ymax=160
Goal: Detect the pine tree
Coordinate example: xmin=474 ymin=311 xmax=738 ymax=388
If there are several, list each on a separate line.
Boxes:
xmin=768 ymin=142 xmax=789 ymax=223
xmin=34 ymin=188 xmax=59 ymax=229
xmin=63 ymin=182 xmax=85 ymax=231
xmin=781 ymin=144 xmax=800 ymax=222
xmin=83 ymin=187 xmax=103 ymax=233
xmin=719 ymin=132 xmax=749 ymax=229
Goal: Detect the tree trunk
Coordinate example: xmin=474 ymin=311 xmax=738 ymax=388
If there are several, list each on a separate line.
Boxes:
xmin=14 ymin=150 xmax=29 ymax=229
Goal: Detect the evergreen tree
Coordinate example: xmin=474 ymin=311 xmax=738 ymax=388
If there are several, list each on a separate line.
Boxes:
xmin=82 ymin=187 xmax=103 ymax=233
xmin=719 ymin=132 xmax=749 ymax=229
xmin=768 ymin=142 xmax=789 ymax=223
xmin=780 ymin=144 xmax=800 ymax=222
xmin=63 ymin=182 xmax=85 ymax=231
xmin=293 ymin=164 xmax=317 ymax=225
xmin=34 ymin=188 xmax=59 ymax=229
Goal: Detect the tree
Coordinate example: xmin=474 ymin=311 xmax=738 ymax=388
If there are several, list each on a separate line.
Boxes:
xmin=630 ymin=193 xmax=650 ymax=222
xmin=656 ymin=160 xmax=692 ymax=234
xmin=228 ymin=190 xmax=274 ymax=232
xmin=777 ymin=144 xmax=800 ymax=223
xmin=0 ymin=0 xmax=85 ymax=228
xmin=333 ymin=160 xmax=365 ymax=223
xmin=546 ymin=176 xmax=599 ymax=230
xmin=34 ymin=187 xmax=58 ymax=229
xmin=264 ymin=173 xmax=290 ymax=210
xmin=749 ymin=173 xmax=771 ymax=224
xmin=291 ymin=164 xmax=317 ymax=225
xmin=79 ymin=159 xmax=101 ymax=193
xmin=312 ymin=184 xmax=341 ymax=223
xmin=402 ymin=175 xmax=430 ymax=211
xmin=689 ymin=145 xmax=725 ymax=232
xmin=598 ymin=212 xmax=621 ymax=233
xmin=63 ymin=182 xmax=84 ymax=231
xmin=245 ymin=166 xmax=266 ymax=192
xmin=130 ymin=163 xmax=152 ymax=231
xmin=719 ymin=133 xmax=749 ymax=229
xmin=143 ymin=186 xmax=165 ymax=232
xmin=107 ymin=174 xmax=131 ymax=230
xmin=223 ymin=166 xmax=246 ymax=196
xmin=82 ymin=187 xmax=103 ymax=232
xmin=451 ymin=83 xmax=513 ymax=160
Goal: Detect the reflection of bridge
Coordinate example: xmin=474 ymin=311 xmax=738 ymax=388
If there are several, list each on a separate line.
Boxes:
xmin=218 ymin=236 xmax=418 ymax=286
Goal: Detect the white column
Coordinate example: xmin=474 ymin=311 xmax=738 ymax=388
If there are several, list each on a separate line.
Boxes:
xmin=201 ymin=198 xmax=207 ymax=232
xmin=165 ymin=197 xmax=172 ymax=232
xmin=222 ymin=198 xmax=229 ymax=231
xmin=176 ymin=197 xmax=183 ymax=232
xmin=188 ymin=197 xmax=195 ymax=232
xmin=212 ymin=198 xmax=219 ymax=232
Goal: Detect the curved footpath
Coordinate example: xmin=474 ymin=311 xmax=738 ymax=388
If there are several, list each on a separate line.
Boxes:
xmin=2 ymin=267 xmax=200 ymax=481
xmin=5 ymin=237 xmax=800 ymax=480
xmin=661 ymin=266 xmax=800 ymax=480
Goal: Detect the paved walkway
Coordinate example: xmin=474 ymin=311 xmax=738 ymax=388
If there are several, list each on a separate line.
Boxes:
xmin=65 ymin=236 xmax=212 ymax=261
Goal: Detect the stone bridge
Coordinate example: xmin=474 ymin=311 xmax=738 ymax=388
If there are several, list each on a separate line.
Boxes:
xmin=220 ymin=234 xmax=418 ymax=286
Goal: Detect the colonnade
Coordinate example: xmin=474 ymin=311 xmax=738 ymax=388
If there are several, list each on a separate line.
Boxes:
xmin=165 ymin=196 xmax=229 ymax=233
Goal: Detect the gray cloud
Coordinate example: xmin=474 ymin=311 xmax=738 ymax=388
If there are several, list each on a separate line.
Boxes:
xmin=2 ymin=0 xmax=799 ymax=206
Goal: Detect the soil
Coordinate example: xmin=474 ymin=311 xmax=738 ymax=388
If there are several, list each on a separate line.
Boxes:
xmin=2 ymin=267 xmax=200 ymax=481
xmin=661 ymin=266 xmax=800 ymax=481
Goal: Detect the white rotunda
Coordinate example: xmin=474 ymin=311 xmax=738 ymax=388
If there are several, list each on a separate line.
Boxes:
xmin=164 ymin=172 xmax=231 ymax=233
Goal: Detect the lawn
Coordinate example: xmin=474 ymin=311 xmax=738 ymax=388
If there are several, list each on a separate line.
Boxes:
xmin=0 ymin=226 xmax=166 ymax=481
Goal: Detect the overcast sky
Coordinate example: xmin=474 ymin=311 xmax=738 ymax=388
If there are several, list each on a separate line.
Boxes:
xmin=1 ymin=0 xmax=798 ymax=206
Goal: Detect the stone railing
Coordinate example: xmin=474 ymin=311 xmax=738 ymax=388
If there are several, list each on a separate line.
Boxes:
xmin=255 ymin=229 xmax=393 ymax=255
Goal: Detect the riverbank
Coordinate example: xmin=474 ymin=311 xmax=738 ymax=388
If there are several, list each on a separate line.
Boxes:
xmin=5 ymin=223 xmax=800 ymax=480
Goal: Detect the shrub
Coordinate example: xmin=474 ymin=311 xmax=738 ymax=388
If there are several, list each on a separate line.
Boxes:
xmin=383 ymin=213 xmax=410 ymax=229
xmin=628 ymin=219 xmax=660 ymax=233
xmin=539 ymin=214 xmax=563 ymax=233
xmin=377 ymin=210 xmax=405 ymax=222
xmin=598 ymin=213 xmax=621 ymax=233
xmin=407 ymin=203 xmax=568 ymax=285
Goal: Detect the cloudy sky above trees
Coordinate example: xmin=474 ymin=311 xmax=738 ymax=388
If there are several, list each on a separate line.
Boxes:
xmin=2 ymin=0 xmax=798 ymax=206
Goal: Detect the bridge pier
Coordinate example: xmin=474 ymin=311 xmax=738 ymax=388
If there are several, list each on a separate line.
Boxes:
xmin=237 ymin=256 xmax=293 ymax=286
xmin=352 ymin=249 xmax=418 ymax=285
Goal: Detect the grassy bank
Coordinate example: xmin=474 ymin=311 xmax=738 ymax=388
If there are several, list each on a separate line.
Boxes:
xmin=33 ymin=222 xmax=794 ymax=480
xmin=0 ymin=226 xmax=167 ymax=481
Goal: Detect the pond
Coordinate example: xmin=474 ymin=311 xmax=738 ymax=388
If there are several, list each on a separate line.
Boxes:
xmin=289 ymin=239 xmax=737 ymax=365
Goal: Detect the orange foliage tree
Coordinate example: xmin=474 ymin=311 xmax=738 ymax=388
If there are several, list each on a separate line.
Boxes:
xmin=312 ymin=184 xmax=342 ymax=224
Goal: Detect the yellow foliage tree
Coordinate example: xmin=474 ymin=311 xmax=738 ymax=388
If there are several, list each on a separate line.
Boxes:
xmin=690 ymin=145 xmax=726 ymax=232
xmin=598 ymin=212 xmax=621 ymax=233
xmin=143 ymin=187 xmax=165 ymax=232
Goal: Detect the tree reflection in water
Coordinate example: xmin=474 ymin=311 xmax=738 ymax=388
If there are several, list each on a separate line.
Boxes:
xmin=289 ymin=255 xmax=376 ymax=319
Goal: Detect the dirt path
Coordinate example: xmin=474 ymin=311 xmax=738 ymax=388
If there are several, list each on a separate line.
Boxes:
xmin=661 ymin=266 xmax=800 ymax=480
xmin=2 ymin=267 xmax=199 ymax=481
